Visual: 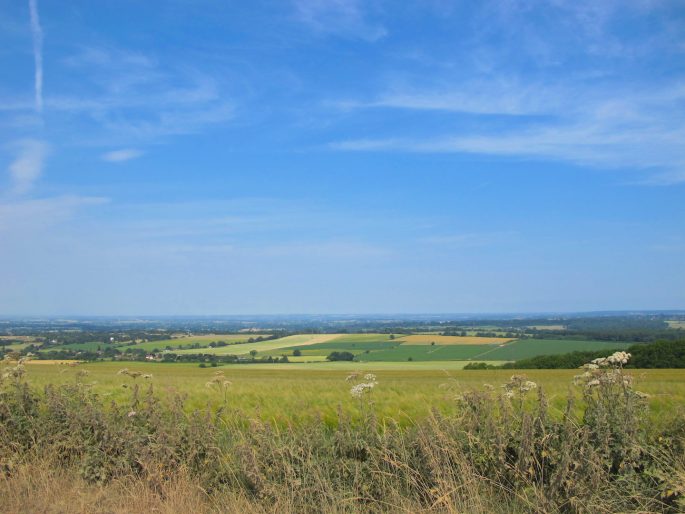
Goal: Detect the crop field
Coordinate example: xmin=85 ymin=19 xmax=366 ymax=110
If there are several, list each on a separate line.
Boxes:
xmin=164 ymin=333 xmax=637 ymax=365
xmin=174 ymin=333 xmax=341 ymax=356
xmin=357 ymin=344 xmax=496 ymax=361
xmin=667 ymin=320 xmax=685 ymax=329
xmin=470 ymin=339 xmax=633 ymax=360
xmin=19 ymin=360 xmax=685 ymax=426
xmin=397 ymin=334 xmax=514 ymax=345
xmin=127 ymin=333 xmax=268 ymax=351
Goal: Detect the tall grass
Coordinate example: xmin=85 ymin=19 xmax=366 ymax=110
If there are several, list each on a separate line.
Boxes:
xmin=1 ymin=355 xmax=684 ymax=513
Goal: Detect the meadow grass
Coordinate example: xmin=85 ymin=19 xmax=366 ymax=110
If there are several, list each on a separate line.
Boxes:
xmin=4 ymin=357 xmax=685 ymax=512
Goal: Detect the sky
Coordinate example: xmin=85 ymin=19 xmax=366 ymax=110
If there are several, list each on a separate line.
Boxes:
xmin=0 ymin=0 xmax=684 ymax=315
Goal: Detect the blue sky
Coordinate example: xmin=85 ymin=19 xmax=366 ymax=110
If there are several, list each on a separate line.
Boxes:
xmin=1 ymin=0 xmax=684 ymax=315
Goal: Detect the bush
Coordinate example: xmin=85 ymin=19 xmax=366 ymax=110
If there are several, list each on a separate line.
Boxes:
xmin=326 ymin=351 xmax=354 ymax=361
xmin=0 ymin=354 xmax=684 ymax=513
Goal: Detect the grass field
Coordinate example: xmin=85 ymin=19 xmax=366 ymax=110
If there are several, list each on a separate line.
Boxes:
xmin=356 ymin=344 xmax=497 ymax=361
xmin=469 ymin=338 xmax=633 ymax=360
xmin=19 ymin=360 xmax=685 ymax=426
xmin=397 ymin=334 xmax=514 ymax=345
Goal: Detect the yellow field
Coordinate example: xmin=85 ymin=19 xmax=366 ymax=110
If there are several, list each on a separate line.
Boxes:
xmin=0 ymin=335 xmax=37 ymax=341
xmin=174 ymin=333 xmax=342 ymax=356
xmin=667 ymin=320 xmax=685 ymax=329
xmin=26 ymin=360 xmax=82 ymax=365
xmin=12 ymin=362 xmax=685 ymax=426
xmin=398 ymin=335 xmax=515 ymax=345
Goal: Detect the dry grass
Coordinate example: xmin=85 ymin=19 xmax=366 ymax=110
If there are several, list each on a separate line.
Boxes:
xmin=399 ymin=335 xmax=515 ymax=345
xmin=25 ymin=360 xmax=83 ymax=365
xmin=0 ymin=462 xmax=260 ymax=514
xmin=2 ymin=355 xmax=684 ymax=513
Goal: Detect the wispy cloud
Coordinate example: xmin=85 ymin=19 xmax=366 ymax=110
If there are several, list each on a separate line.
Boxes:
xmin=57 ymin=48 xmax=234 ymax=142
xmin=419 ymin=232 xmax=517 ymax=248
xmin=28 ymin=0 xmax=43 ymax=113
xmin=294 ymin=0 xmax=387 ymax=41
xmin=6 ymin=139 xmax=49 ymax=195
xmin=0 ymin=194 xmax=107 ymax=233
xmin=333 ymin=81 xmax=685 ymax=183
xmin=101 ymin=148 xmax=143 ymax=162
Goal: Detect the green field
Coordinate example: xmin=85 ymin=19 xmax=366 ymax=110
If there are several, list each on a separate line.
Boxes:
xmin=20 ymin=361 xmax=685 ymax=426
xmin=126 ymin=334 xmax=268 ymax=351
xmin=355 ymin=344 xmax=496 ymax=361
xmin=465 ymin=339 xmax=634 ymax=360
xmin=167 ymin=333 xmax=636 ymax=364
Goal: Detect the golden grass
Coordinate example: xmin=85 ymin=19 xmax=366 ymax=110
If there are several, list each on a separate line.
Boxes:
xmin=0 ymin=335 xmax=37 ymax=341
xmin=0 ymin=462 xmax=260 ymax=514
xmin=16 ymin=361 xmax=685 ymax=428
xmin=398 ymin=335 xmax=514 ymax=345
xmin=25 ymin=360 xmax=83 ymax=365
xmin=175 ymin=333 xmax=343 ymax=356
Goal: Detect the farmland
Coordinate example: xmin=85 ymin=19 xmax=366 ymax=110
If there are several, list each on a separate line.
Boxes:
xmin=19 ymin=360 xmax=685 ymax=425
xmin=3 ymin=315 xmax=685 ymax=513
xmin=174 ymin=334 xmax=341 ymax=356
xmin=167 ymin=333 xmax=635 ymax=366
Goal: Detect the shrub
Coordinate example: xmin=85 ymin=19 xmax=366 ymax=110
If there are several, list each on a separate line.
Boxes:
xmin=0 ymin=353 xmax=683 ymax=512
xmin=326 ymin=351 xmax=354 ymax=361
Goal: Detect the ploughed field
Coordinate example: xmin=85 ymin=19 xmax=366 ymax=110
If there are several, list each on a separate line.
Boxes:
xmin=22 ymin=361 xmax=685 ymax=427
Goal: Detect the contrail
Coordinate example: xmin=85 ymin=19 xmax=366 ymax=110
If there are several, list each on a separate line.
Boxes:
xmin=28 ymin=0 xmax=43 ymax=113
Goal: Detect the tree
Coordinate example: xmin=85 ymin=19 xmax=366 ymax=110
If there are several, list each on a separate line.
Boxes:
xmin=327 ymin=351 xmax=354 ymax=362
xmin=249 ymin=349 xmax=258 ymax=358
xmin=293 ymin=349 xmax=302 ymax=356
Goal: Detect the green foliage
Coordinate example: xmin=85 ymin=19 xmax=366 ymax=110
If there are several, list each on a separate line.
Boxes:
xmin=463 ymin=362 xmax=499 ymax=369
xmin=326 ymin=351 xmax=355 ymax=361
xmin=1 ymin=354 xmax=684 ymax=512
xmin=504 ymin=340 xmax=685 ymax=369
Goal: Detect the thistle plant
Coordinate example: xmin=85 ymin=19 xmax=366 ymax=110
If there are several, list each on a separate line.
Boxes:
xmin=205 ymin=370 xmax=232 ymax=404
xmin=574 ymin=351 xmax=647 ymax=475
xmin=117 ymin=368 xmax=142 ymax=380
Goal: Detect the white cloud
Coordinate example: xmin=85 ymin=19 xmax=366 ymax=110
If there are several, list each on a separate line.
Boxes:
xmin=6 ymin=139 xmax=49 ymax=194
xmin=0 ymin=194 xmax=108 ymax=233
xmin=28 ymin=0 xmax=43 ymax=113
xmin=294 ymin=0 xmax=387 ymax=41
xmin=333 ymin=82 xmax=685 ymax=183
xmin=102 ymin=148 xmax=143 ymax=162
